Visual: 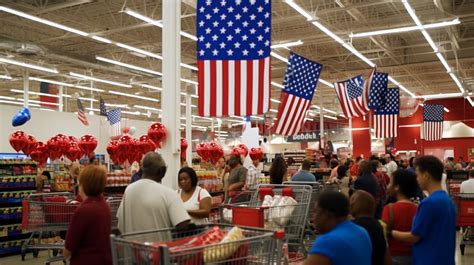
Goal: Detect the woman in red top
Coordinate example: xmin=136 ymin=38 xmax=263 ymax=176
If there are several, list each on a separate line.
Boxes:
xmin=64 ymin=166 xmax=112 ymax=265
xmin=382 ymin=169 xmax=419 ymax=265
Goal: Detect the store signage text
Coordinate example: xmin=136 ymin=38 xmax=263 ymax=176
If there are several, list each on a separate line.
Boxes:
xmin=286 ymin=132 xmax=319 ymax=142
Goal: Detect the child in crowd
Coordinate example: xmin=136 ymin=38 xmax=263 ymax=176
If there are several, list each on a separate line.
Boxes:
xmin=391 ymin=155 xmax=456 ymax=265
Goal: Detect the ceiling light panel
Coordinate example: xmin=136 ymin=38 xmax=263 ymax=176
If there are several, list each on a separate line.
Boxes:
xmin=70 ymin=72 xmax=131 ymax=88
xmin=0 ymin=58 xmax=58 ymax=74
xmin=29 ymin=77 xmax=104 ymax=92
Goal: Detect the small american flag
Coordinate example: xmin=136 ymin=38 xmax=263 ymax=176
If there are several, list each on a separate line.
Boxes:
xmin=423 ymin=104 xmax=444 ymax=141
xmin=76 ymin=98 xmax=89 ymax=126
xmin=107 ymin=109 xmax=121 ymax=137
xmin=368 ymin=71 xmax=389 ymax=110
xmin=373 ymin=87 xmax=399 ymax=138
xmin=274 ymin=52 xmax=322 ymax=136
xmin=334 ymin=74 xmax=370 ymax=118
xmin=99 ymin=97 xmax=107 ymax=116
xmin=197 ymin=0 xmax=271 ymax=117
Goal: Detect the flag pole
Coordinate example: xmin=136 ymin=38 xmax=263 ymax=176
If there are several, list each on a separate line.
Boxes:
xmin=23 ymin=69 xmax=29 ymax=108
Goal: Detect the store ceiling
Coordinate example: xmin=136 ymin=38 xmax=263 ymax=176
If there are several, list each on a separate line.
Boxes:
xmin=0 ymin=0 xmax=473 ymax=126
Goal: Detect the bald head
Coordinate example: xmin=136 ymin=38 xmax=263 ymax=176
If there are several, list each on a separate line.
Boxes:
xmin=142 ymin=152 xmax=167 ymax=182
xmin=350 ymin=190 xmax=376 ymax=218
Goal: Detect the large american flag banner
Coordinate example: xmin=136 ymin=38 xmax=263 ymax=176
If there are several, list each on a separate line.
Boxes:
xmin=373 ymin=87 xmax=399 ymax=138
xmin=76 ymin=98 xmax=89 ymax=126
xmin=197 ymin=0 xmax=271 ymax=117
xmin=274 ymin=52 xmax=322 ymax=136
xmin=368 ymin=71 xmax=389 ymax=110
xmin=423 ymin=104 xmax=444 ymax=141
xmin=334 ymin=74 xmax=370 ymax=118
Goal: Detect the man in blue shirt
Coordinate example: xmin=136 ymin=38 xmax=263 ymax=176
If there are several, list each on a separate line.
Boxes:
xmin=304 ymin=191 xmax=372 ymax=265
xmin=292 ymin=159 xmax=316 ymax=182
xmin=392 ymin=155 xmax=456 ymax=265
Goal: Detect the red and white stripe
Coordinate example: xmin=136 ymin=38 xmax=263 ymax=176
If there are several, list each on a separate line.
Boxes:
xmin=198 ymin=57 xmax=270 ymax=117
xmin=77 ymin=111 xmax=89 ymax=126
xmin=273 ymin=92 xmax=311 ymax=136
xmin=335 ymin=82 xmax=370 ymax=118
xmin=373 ymin=114 xmax=398 ymax=138
xmin=423 ymin=121 xmax=443 ymax=141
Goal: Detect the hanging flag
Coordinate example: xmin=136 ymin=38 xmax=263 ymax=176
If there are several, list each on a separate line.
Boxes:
xmin=423 ymin=104 xmax=444 ymax=141
xmin=196 ymin=0 xmax=271 ymax=117
xmin=334 ymin=74 xmax=370 ymax=118
xmin=368 ymin=71 xmax=389 ymax=110
xmin=373 ymin=87 xmax=399 ymax=138
xmin=39 ymin=82 xmax=59 ymax=109
xmin=76 ymin=98 xmax=89 ymax=126
xmin=99 ymin=97 xmax=108 ymax=116
xmin=107 ymin=109 xmax=122 ymax=137
xmin=273 ymin=52 xmax=322 ymax=136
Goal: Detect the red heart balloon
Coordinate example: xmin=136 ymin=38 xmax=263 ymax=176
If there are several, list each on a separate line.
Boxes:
xmin=55 ymin=134 xmax=70 ymax=155
xmin=9 ymin=131 xmax=29 ymax=152
xmin=68 ymin=136 xmax=78 ymax=143
xmin=106 ymin=140 xmax=119 ymax=157
xmin=118 ymin=135 xmax=133 ymax=155
xmin=231 ymin=147 xmax=243 ymax=157
xmin=66 ymin=142 xmax=82 ymax=161
xmin=138 ymin=135 xmax=156 ymax=154
xmin=78 ymin=134 xmax=98 ymax=156
xmin=208 ymin=142 xmax=224 ymax=164
xmin=196 ymin=143 xmax=210 ymax=161
xmin=22 ymin=135 xmax=37 ymax=155
xmin=47 ymin=135 xmax=63 ymax=160
xmin=30 ymin=141 xmax=49 ymax=166
xmin=147 ymin=122 xmax=167 ymax=148
xmin=249 ymin=147 xmax=264 ymax=161
xmin=236 ymin=144 xmax=249 ymax=157
xmin=180 ymin=138 xmax=188 ymax=160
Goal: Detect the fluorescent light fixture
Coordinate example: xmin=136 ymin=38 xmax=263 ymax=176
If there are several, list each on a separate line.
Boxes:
xmin=116 ymin=42 xmax=163 ymax=60
xmin=284 ymin=0 xmax=313 ymax=20
xmin=109 ymin=90 xmax=159 ymax=102
xmin=251 ymin=116 xmax=264 ymax=120
xmin=0 ymin=95 xmax=15 ymax=100
xmin=91 ymin=35 xmax=112 ymax=44
xmin=449 ymin=72 xmax=465 ymax=93
xmin=0 ymin=99 xmax=40 ymax=107
xmin=180 ymin=92 xmax=199 ymax=98
xmin=124 ymin=9 xmax=197 ymax=41
xmin=181 ymin=78 xmax=198 ymax=85
xmin=140 ymin=84 xmax=162 ymax=91
xmin=349 ymin=19 xmax=460 ymax=38
xmin=11 ymin=88 xmax=59 ymax=98
xmin=96 ymin=56 xmax=162 ymax=77
xmin=415 ymin=92 xmax=462 ymax=99
xmin=467 ymin=97 xmax=474 ymax=107
xmin=86 ymin=107 xmax=100 ymax=112
xmin=29 ymin=76 xmax=105 ymax=92
xmin=70 ymin=72 xmax=131 ymax=88
xmin=388 ymin=76 xmax=400 ymax=86
xmin=270 ymin=51 xmax=288 ymax=63
xmin=181 ymin=63 xmax=198 ymax=71
xmin=436 ymin=53 xmax=451 ymax=72
xmin=271 ymin=82 xmax=284 ymax=88
xmin=0 ymin=58 xmax=58 ymax=74
xmin=0 ymin=6 xmax=88 ymax=36
xmin=192 ymin=115 xmax=213 ymax=121
xmin=180 ymin=103 xmax=197 ymax=107
xmin=17 ymin=98 xmax=59 ymax=106
xmin=122 ymin=110 xmax=143 ymax=116
xmin=319 ymin=79 xmax=334 ymax=88
xmin=134 ymin=105 xmax=161 ymax=112
xmin=399 ymin=124 xmax=422 ymax=128
xmin=311 ymin=20 xmax=345 ymax=44
xmin=323 ymin=115 xmax=338 ymax=120
xmin=323 ymin=108 xmax=337 ymax=115
xmin=0 ymin=75 xmax=12 ymax=80
xmin=270 ymin=99 xmax=281 ymax=103
xmin=342 ymin=43 xmax=376 ymax=67
xmin=270 ymin=109 xmax=278 ymax=113
xmin=271 ymin=40 xmax=303 ymax=49
xmin=105 ymin=103 xmax=130 ymax=109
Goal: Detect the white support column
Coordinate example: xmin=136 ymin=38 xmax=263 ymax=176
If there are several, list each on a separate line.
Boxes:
xmin=23 ymin=70 xmax=29 ymax=108
xmin=161 ymin=0 xmax=181 ymax=189
xmin=185 ymin=93 xmax=192 ymax=164
xmin=58 ymin=86 xmax=64 ymax=112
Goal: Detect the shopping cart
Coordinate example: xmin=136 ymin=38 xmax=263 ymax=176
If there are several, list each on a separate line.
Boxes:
xmin=20 ymin=192 xmax=122 ymax=263
xmin=110 ymin=223 xmax=284 ymax=265
xmin=456 ymin=193 xmax=474 ymax=255
xmin=220 ymin=184 xmax=312 ymax=261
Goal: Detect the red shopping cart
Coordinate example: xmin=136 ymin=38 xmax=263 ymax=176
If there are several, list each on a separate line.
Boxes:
xmin=20 ymin=192 xmax=122 ymax=263
xmin=220 ymin=184 xmax=312 ymax=262
xmin=110 ymin=223 xmax=284 ymax=265
xmin=457 ymin=193 xmax=474 ymax=255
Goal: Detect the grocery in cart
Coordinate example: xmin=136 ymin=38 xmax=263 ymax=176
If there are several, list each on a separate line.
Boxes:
xmin=20 ymin=192 xmax=122 ymax=263
xmin=220 ymin=184 xmax=312 ymax=261
xmin=110 ymin=223 xmax=284 ymax=265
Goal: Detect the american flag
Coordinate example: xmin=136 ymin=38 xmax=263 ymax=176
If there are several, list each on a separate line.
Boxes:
xmin=107 ymin=109 xmax=121 ymax=137
xmin=99 ymin=97 xmax=107 ymax=116
xmin=196 ymin=0 xmax=271 ymax=117
xmin=423 ymin=104 xmax=444 ymax=141
xmin=373 ymin=87 xmax=399 ymax=138
xmin=334 ymin=74 xmax=370 ymax=118
xmin=368 ymin=71 xmax=388 ymax=110
xmin=274 ymin=52 xmax=322 ymax=136
xmin=76 ymin=98 xmax=89 ymax=126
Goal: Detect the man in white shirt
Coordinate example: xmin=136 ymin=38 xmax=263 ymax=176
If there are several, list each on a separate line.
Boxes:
xmin=117 ymin=152 xmax=190 ymax=234
xmin=384 ymin=154 xmax=398 ymax=178
xmin=460 ymin=170 xmax=474 ymax=193
xmin=245 ymin=157 xmax=260 ymax=190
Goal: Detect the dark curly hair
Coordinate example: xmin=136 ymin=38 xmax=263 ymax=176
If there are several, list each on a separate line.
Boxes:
xmin=269 ymin=156 xmax=287 ymax=184
xmin=178 ymin=166 xmax=199 ymax=187
xmin=392 ymin=169 xmax=419 ymax=199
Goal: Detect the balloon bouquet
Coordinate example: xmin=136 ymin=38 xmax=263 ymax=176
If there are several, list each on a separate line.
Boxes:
xmin=9 ymin=131 xmax=98 ymax=167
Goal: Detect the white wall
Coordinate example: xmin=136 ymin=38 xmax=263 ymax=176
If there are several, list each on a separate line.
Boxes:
xmin=0 ymin=105 xmax=154 ymax=154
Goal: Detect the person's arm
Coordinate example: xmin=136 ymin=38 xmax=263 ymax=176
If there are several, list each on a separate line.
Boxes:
xmin=391 ymin=230 xmax=420 ymax=244
xmin=187 ymin=197 xmax=212 ymax=219
xmin=304 ymin=254 xmax=331 ymax=265
xmin=228 ymin=181 xmax=245 ymax=191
